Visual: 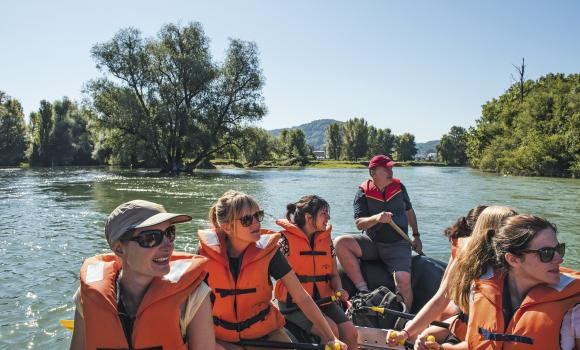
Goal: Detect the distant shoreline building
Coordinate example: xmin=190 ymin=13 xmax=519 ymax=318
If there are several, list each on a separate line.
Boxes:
xmin=313 ymin=150 xmax=326 ymax=160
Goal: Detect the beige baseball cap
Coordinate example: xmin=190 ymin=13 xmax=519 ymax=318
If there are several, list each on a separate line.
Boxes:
xmin=105 ymin=200 xmax=192 ymax=247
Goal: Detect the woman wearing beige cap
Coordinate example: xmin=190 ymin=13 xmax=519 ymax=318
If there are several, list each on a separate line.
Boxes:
xmin=69 ymin=200 xmax=215 ymax=350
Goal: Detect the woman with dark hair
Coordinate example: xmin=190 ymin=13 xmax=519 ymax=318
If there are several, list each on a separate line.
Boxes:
xmin=276 ymin=195 xmax=358 ymax=349
xmin=461 ymin=215 xmax=579 ymax=350
xmin=198 ymin=190 xmax=346 ymax=350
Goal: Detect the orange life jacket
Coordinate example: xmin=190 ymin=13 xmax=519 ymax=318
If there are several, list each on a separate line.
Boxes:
xmin=467 ymin=266 xmax=580 ymax=350
xmin=198 ymin=228 xmax=285 ymax=342
xmin=451 ymin=236 xmax=470 ymax=260
xmin=80 ymin=252 xmax=208 ymax=350
xmin=274 ymin=219 xmax=335 ymax=306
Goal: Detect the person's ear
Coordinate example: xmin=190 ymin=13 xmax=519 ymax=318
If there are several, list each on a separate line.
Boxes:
xmin=112 ymin=241 xmax=125 ymax=257
xmin=221 ymin=221 xmax=233 ymax=234
xmin=505 ymin=252 xmax=521 ymax=268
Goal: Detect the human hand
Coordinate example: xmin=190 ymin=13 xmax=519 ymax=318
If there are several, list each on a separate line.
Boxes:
xmin=324 ymin=338 xmax=347 ymax=350
xmin=415 ymin=333 xmax=440 ymax=350
xmin=336 ymin=289 xmax=349 ymax=302
xmin=376 ymin=211 xmax=393 ymax=224
xmin=386 ymin=329 xmax=408 ymax=347
xmin=412 ymin=236 xmax=422 ymax=253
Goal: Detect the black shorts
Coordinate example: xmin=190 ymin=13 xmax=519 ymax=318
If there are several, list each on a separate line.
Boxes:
xmin=353 ymin=234 xmax=412 ymax=274
xmin=283 ymin=302 xmax=349 ymax=332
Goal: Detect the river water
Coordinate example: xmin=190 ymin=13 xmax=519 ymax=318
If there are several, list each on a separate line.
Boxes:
xmin=0 ymin=166 xmax=578 ymax=348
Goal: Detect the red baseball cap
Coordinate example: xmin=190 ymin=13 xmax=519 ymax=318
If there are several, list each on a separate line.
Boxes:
xmin=368 ymin=155 xmax=397 ymax=169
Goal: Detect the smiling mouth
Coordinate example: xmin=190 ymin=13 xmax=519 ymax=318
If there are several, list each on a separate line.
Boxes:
xmin=153 ymin=256 xmax=170 ymax=264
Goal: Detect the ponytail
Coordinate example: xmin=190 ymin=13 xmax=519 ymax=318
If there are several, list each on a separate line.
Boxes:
xmin=286 ymin=195 xmax=329 ymax=231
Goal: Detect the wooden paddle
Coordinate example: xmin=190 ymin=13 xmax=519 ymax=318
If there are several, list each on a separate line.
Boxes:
xmin=387 ymin=221 xmax=424 ymax=256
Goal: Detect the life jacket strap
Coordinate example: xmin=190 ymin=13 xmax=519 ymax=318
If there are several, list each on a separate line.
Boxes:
xmin=213 ymin=306 xmax=271 ymax=332
xmin=478 ymin=327 xmax=533 ymax=345
xmin=297 ymin=274 xmax=331 ymax=283
xmin=457 ymin=311 xmax=469 ymax=323
xmin=299 ymin=250 xmax=327 ymax=256
xmin=215 ymin=288 xmax=256 ymax=298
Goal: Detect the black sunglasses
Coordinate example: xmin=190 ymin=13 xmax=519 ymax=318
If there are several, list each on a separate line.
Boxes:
xmin=126 ymin=225 xmax=176 ymax=248
xmin=238 ymin=210 xmax=264 ymax=227
xmin=521 ymin=243 xmax=565 ymax=263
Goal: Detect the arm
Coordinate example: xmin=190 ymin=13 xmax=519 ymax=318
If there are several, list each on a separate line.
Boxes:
xmin=187 ymin=294 xmax=216 ymax=350
xmin=280 ymin=270 xmax=344 ymax=347
xmin=355 ymin=212 xmax=392 ymax=231
xmin=69 ymin=310 xmax=85 ymax=350
xmin=329 ymin=257 xmax=348 ymax=301
xmin=406 ymin=208 xmax=419 ymax=236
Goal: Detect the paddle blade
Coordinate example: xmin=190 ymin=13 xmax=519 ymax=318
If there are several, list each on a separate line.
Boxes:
xmin=60 ymin=319 xmax=74 ymax=331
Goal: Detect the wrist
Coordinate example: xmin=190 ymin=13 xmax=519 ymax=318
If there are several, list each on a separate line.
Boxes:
xmin=412 ymin=232 xmax=420 ymax=237
xmin=400 ymin=329 xmax=410 ymax=339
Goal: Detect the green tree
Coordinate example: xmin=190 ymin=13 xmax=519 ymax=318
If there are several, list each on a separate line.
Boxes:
xmin=29 ymin=100 xmax=54 ymax=165
xmin=279 ymin=128 xmax=309 ymax=160
xmin=325 ymin=123 xmax=343 ymax=160
xmin=87 ymin=23 xmax=265 ymax=172
xmin=394 ymin=133 xmax=417 ymax=161
xmin=343 ymin=117 xmax=368 ymax=160
xmin=467 ymin=73 xmax=580 ymax=177
xmin=238 ymin=127 xmax=275 ymax=166
xmin=367 ymin=126 xmax=395 ymax=157
xmin=437 ymin=126 xmax=468 ymax=165
xmin=0 ymin=92 xmax=27 ymax=166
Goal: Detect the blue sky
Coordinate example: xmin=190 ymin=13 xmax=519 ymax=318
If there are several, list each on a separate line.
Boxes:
xmin=2 ymin=1 xmax=579 ymax=141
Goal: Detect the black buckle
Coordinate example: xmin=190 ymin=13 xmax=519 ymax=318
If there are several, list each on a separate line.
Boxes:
xmin=478 ymin=327 xmax=533 ymax=344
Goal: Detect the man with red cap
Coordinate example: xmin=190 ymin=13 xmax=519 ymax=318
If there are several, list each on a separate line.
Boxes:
xmin=334 ymin=154 xmax=421 ymax=310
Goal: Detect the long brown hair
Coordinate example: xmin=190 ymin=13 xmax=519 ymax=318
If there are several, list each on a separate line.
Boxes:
xmin=493 ymin=214 xmax=557 ymax=268
xmin=448 ymin=206 xmax=518 ymax=311
xmin=443 ymin=205 xmax=488 ymax=241
xmin=208 ymin=190 xmax=260 ymax=237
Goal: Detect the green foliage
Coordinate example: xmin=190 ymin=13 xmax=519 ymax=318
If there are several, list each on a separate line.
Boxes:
xmin=394 ymin=133 xmax=417 ymax=161
xmin=238 ymin=127 xmax=276 ymax=166
xmin=367 ymin=126 xmax=395 ymax=158
xmin=325 ymin=123 xmax=343 ymax=160
xmin=86 ymin=23 xmax=265 ymax=172
xmin=437 ymin=126 xmax=468 ymax=165
xmin=0 ymin=92 xmax=27 ymax=166
xmin=343 ymin=117 xmax=368 ymax=160
xmin=28 ymin=98 xmax=96 ymax=166
xmin=279 ymin=128 xmax=310 ymax=160
xmin=467 ymin=73 xmax=580 ymax=177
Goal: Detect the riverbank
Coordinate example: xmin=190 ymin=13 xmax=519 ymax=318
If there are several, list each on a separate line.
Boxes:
xmin=212 ymin=159 xmax=448 ymax=169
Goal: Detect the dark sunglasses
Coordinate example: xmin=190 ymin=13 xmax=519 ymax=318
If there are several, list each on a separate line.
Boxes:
xmin=238 ymin=210 xmax=264 ymax=227
xmin=125 ymin=225 xmax=176 ymax=248
xmin=521 ymin=243 xmax=565 ymax=263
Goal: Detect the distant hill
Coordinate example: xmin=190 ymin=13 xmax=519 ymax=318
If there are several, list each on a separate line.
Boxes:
xmin=270 ymin=119 xmax=344 ymax=150
xmin=416 ymin=140 xmax=440 ymax=158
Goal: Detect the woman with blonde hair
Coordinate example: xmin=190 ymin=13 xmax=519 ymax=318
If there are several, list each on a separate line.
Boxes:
xmin=388 ymin=205 xmax=517 ymax=349
xmin=198 ymin=190 xmax=347 ymax=350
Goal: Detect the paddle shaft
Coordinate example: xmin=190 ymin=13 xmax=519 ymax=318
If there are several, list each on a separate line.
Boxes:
xmin=387 ymin=221 xmax=424 ymax=256
xmin=360 ymin=306 xmax=449 ymax=329
xmin=237 ymin=339 xmax=326 ymax=349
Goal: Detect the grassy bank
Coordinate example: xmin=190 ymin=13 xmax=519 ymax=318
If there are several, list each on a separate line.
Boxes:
xmin=211 ymin=159 xmax=448 ymax=169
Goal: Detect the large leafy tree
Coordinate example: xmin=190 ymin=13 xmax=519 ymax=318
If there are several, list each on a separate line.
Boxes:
xmin=86 ymin=23 xmax=265 ymax=172
xmin=279 ymin=128 xmax=310 ymax=160
xmin=343 ymin=117 xmax=368 ymax=160
xmin=394 ymin=132 xmax=417 ymax=161
xmin=0 ymin=92 xmax=27 ymax=166
xmin=467 ymin=73 xmax=580 ymax=177
xmin=367 ymin=126 xmax=395 ymax=157
xmin=238 ymin=127 xmax=276 ymax=166
xmin=437 ymin=126 xmax=468 ymax=165
xmin=325 ymin=123 xmax=343 ymax=160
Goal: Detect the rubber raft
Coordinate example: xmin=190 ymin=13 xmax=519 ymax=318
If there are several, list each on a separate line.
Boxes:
xmin=339 ymin=255 xmax=447 ymax=314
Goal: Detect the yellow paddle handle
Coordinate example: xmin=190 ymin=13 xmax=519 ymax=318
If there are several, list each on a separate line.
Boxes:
xmin=426 ymin=335 xmax=439 ymax=350
xmin=324 ymin=342 xmax=341 ymax=350
xmin=370 ymin=306 xmax=385 ymax=313
xmin=60 ymin=319 xmax=74 ymax=331
xmin=388 ymin=331 xmax=406 ymax=345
